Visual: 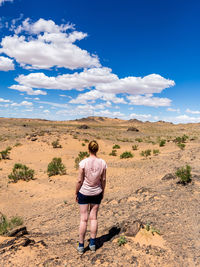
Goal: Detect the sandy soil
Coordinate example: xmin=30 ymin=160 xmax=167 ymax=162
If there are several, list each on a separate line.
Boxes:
xmin=0 ymin=117 xmax=200 ymax=266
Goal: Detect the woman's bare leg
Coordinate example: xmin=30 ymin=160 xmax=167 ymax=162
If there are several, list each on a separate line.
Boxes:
xmin=79 ymin=204 xmax=89 ymax=243
xmin=89 ymin=204 xmax=100 ymax=238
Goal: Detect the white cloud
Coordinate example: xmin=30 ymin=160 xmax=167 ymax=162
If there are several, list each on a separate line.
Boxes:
xmin=168 ymin=115 xmax=200 ymax=123
xmin=43 ymin=109 xmax=50 ymax=113
xmin=37 ymin=101 xmax=69 ymax=108
xmin=96 ymin=74 xmax=175 ymax=95
xmin=14 ymin=67 xmax=117 ymax=91
xmin=9 ymin=85 xmax=47 ymax=95
xmin=127 ymin=94 xmax=171 ymax=107
xmin=69 ymin=90 xmax=126 ymax=104
xmin=129 ymin=113 xmax=152 ymax=121
xmin=11 ymin=101 xmax=33 ymax=107
xmin=0 ymin=56 xmax=14 ymax=71
xmin=0 ymin=0 xmax=13 ymax=6
xmin=185 ymin=108 xmax=200 ymax=114
xmin=167 ymin=107 xmax=180 ymax=112
xmin=0 ymin=97 xmax=11 ymax=102
xmin=0 ymin=18 xmax=100 ymax=70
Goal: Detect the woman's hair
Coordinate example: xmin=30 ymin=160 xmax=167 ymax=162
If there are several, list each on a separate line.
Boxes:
xmin=88 ymin=140 xmax=99 ymax=154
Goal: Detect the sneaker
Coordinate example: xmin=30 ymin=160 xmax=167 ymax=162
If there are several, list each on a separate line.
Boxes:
xmin=77 ymin=246 xmax=84 ymax=255
xmin=89 ymin=244 xmax=96 ymax=252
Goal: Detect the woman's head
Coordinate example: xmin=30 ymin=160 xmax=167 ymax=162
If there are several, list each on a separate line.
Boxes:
xmin=88 ymin=140 xmax=99 ymax=154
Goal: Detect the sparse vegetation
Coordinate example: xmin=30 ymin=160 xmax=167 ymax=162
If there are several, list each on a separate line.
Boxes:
xmin=132 ymin=144 xmax=138 ymax=150
xmin=175 ymin=165 xmax=192 ymax=184
xmin=140 ymin=149 xmax=151 ymax=158
xmin=52 ymin=139 xmax=62 ymax=148
xmin=14 ymin=142 xmax=22 ymax=147
xmin=177 ymin=143 xmax=185 ymax=150
xmin=113 ymin=144 xmax=120 ymax=149
xmin=47 ymin=158 xmax=66 ymax=177
xmin=117 ymin=235 xmax=127 ymax=246
xmin=0 ymin=213 xmax=23 ymax=235
xmin=0 ymin=146 xmax=12 ymax=159
xmin=120 ymin=151 xmax=133 ymax=159
xmin=153 ymin=149 xmax=160 ymax=156
xmin=82 ymin=143 xmax=86 ymax=146
xmin=83 ymin=139 xmax=89 ymax=143
xmin=174 ymin=134 xmax=189 ymax=144
xmin=145 ymin=222 xmax=160 ymax=235
xmin=159 ymin=139 xmax=166 ymax=147
xmin=135 ymin=138 xmax=143 ymax=143
xmin=109 ymin=149 xmax=117 ymax=156
xmin=75 ymin=151 xmax=89 ymax=169
xmin=8 ymin=163 xmax=35 ymax=182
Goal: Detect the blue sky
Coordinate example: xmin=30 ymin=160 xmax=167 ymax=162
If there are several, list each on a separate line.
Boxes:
xmin=0 ymin=0 xmax=200 ymax=123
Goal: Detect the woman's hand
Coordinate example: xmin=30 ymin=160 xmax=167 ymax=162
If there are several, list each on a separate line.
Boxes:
xmin=75 ymin=194 xmax=78 ymax=203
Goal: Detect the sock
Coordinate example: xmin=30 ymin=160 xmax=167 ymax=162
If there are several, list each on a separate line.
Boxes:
xmin=90 ymin=238 xmax=95 ymax=246
xmin=79 ymin=242 xmax=84 ymax=247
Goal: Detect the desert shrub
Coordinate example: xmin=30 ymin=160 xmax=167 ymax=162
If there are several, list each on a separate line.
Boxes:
xmin=159 ymin=139 xmax=166 ymax=147
xmin=14 ymin=142 xmax=22 ymax=147
xmin=145 ymin=222 xmax=160 ymax=235
xmin=132 ymin=145 xmax=138 ymax=150
xmin=175 ymin=165 xmax=192 ymax=184
xmin=82 ymin=143 xmax=86 ymax=146
xmin=0 ymin=213 xmax=23 ymax=235
xmin=135 ymin=138 xmax=143 ymax=143
xmin=120 ymin=151 xmax=133 ymax=159
xmin=84 ymin=139 xmax=89 ymax=143
xmin=75 ymin=151 xmax=89 ymax=169
xmin=174 ymin=134 xmax=189 ymax=144
xmin=47 ymin=158 xmax=66 ymax=177
xmin=140 ymin=149 xmax=151 ymax=158
xmin=113 ymin=144 xmax=120 ymax=149
xmin=0 ymin=146 xmax=12 ymax=159
xmin=52 ymin=139 xmax=62 ymax=148
xmin=8 ymin=163 xmax=35 ymax=182
xmin=109 ymin=150 xmax=117 ymax=156
xmin=177 ymin=143 xmax=185 ymax=150
xmin=118 ymin=236 xmax=127 ymax=246
xmin=73 ymin=135 xmax=78 ymax=139
xmin=153 ymin=149 xmax=160 ymax=156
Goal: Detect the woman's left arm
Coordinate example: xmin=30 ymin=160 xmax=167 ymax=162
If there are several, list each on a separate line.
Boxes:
xmin=75 ymin=167 xmax=84 ymax=202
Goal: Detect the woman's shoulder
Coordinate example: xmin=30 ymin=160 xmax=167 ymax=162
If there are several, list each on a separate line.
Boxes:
xmin=79 ymin=157 xmax=88 ymax=168
xmin=98 ymin=158 xmax=107 ymax=168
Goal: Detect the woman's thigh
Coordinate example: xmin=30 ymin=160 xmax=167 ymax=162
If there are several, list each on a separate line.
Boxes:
xmin=79 ymin=204 xmax=89 ymax=221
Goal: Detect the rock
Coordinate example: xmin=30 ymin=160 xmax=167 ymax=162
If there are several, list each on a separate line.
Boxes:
xmin=127 ymin=127 xmax=139 ymax=132
xmin=31 ymin=137 xmax=38 ymax=141
xmin=7 ymin=226 xmax=28 ymax=237
xmin=122 ymin=220 xmax=142 ymax=237
xmin=162 ymin=173 xmax=176 ymax=181
xmin=78 ymin=124 xmax=90 ymax=129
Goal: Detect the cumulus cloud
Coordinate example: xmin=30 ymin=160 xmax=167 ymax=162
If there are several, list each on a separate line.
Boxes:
xmin=96 ymin=74 xmax=175 ymax=95
xmin=186 ymin=108 xmax=200 ymax=114
xmin=9 ymin=85 xmax=47 ymax=95
xmin=37 ymin=101 xmax=69 ymax=108
xmin=69 ymin=90 xmax=126 ymax=104
xmin=0 ymin=0 xmax=13 ymax=6
xmin=129 ymin=113 xmax=152 ymax=121
xmin=167 ymin=107 xmax=180 ymax=112
xmin=127 ymin=94 xmax=171 ymax=107
xmin=0 ymin=18 xmax=100 ymax=70
xmin=0 ymin=56 xmax=14 ymax=71
xmin=166 ymin=115 xmax=200 ymax=124
xmin=0 ymin=97 xmax=11 ymax=102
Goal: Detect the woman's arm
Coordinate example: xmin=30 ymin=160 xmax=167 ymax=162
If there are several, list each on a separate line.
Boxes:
xmin=100 ymin=169 xmax=106 ymax=199
xmin=75 ymin=167 xmax=84 ymax=202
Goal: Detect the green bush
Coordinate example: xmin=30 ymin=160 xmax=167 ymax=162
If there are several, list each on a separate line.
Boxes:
xmin=175 ymin=165 xmax=192 ymax=184
xmin=120 ymin=151 xmax=133 ymax=159
xmin=118 ymin=236 xmax=127 ymax=246
xmin=75 ymin=151 xmax=89 ymax=169
xmin=83 ymin=139 xmax=89 ymax=143
xmin=140 ymin=149 xmax=151 ymax=158
xmin=153 ymin=149 xmax=160 ymax=156
xmin=177 ymin=143 xmax=185 ymax=150
xmin=0 ymin=146 xmax=12 ymax=159
xmin=113 ymin=144 xmax=120 ymax=149
xmin=174 ymin=134 xmax=189 ymax=144
xmin=47 ymin=158 xmax=66 ymax=177
xmin=0 ymin=214 xmax=23 ymax=235
xmin=52 ymin=139 xmax=62 ymax=148
xmin=145 ymin=222 xmax=160 ymax=235
xmin=14 ymin=142 xmax=22 ymax=147
xmin=109 ymin=150 xmax=117 ymax=156
xmin=135 ymin=138 xmax=143 ymax=143
xmin=8 ymin=163 xmax=35 ymax=182
xmin=132 ymin=145 xmax=138 ymax=150
xmin=82 ymin=143 xmax=86 ymax=146
xmin=159 ymin=140 xmax=166 ymax=147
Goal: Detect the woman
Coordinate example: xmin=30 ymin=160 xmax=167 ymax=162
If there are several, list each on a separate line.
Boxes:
xmin=75 ymin=140 xmax=107 ymax=254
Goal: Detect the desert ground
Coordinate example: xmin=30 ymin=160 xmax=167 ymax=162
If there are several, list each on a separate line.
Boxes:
xmin=0 ymin=116 xmax=200 ymax=267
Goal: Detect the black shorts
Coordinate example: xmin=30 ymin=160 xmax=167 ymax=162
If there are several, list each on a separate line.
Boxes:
xmin=78 ymin=191 xmax=103 ymax=205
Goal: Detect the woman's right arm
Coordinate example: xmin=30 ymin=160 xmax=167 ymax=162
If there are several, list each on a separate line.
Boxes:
xmin=101 ymin=169 xmax=106 ymax=199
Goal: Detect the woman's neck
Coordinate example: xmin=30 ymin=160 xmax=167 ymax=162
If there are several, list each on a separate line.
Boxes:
xmin=90 ymin=153 xmax=97 ymax=158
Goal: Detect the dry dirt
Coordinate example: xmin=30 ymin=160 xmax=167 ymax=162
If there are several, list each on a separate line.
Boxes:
xmin=0 ymin=117 xmax=200 ymax=267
